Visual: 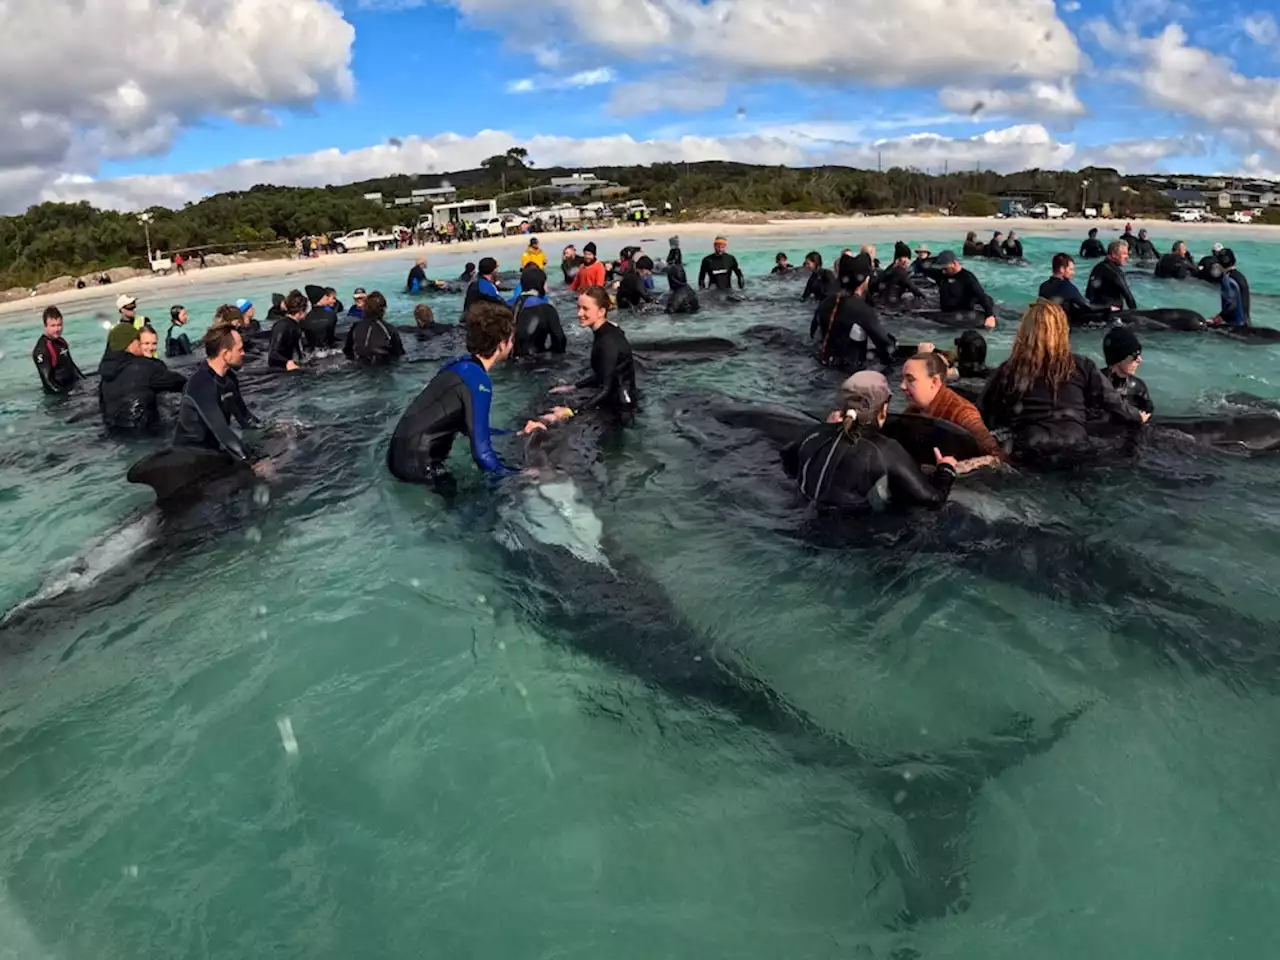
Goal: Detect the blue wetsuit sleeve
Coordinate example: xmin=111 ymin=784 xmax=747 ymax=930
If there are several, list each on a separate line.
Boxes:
xmin=1221 ymin=276 xmax=1243 ymax=325
xmin=457 ymin=362 xmax=512 ymax=475
xmin=479 ymin=278 xmax=503 ymax=303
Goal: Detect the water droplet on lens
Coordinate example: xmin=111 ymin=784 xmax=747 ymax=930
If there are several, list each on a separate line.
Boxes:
xmin=893 ymin=790 xmax=907 ymax=805
xmin=410 ymin=578 xmax=421 ymax=588
xmin=253 ymin=485 xmax=270 ymax=507
xmin=477 ymin=594 xmax=487 ymax=604
xmin=0 ymin=350 xmax=6 ymax=361
xmin=256 ymin=604 xmax=267 ymax=617
xmin=902 ymin=770 xmax=914 ymax=781
xmin=246 ymin=526 xmax=262 ymax=544
xmin=497 ymin=640 xmax=506 ymax=651
xmin=277 ymin=716 xmax=299 ymax=756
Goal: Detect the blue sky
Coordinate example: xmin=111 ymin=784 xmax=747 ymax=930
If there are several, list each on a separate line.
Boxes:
xmin=1 ymin=0 xmax=1277 ymax=211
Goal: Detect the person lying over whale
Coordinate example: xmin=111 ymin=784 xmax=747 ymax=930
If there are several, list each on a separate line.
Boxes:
xmin=395 ymin=304 xmax=456 ymax=339
xmin=923 ymin=251 xmax=997 ymax=329
xmin=1086 ymin=241 xmax=1137 ymax=311
xmin=511 ymin=268 xmax=567 ymax=358
xmin=343 ymin=292 xmax=405 ymax=366
xmin=813 ymin=254 xmax=896 ymax=371
xmin=406 ymin=257 xmax=449 ymax=294
xmin=900 ymin=351 xmax=1004 ymax=472
xmin=543 ymin=286 xmax=638 ymax=426
xmin=386 ymin=303 xmax=548 ymax=496
xmin=781 ymin=371 xmax=960 ymax=510
xmin=33 ymin=306 xmax=87 ymax=396
xmin=980 ymin=301 xmax=1147 ymax=462
xmin=800 ymin=251 xmax=838 ymax=302
xmin=616 ymin=255 xmax=657 ymax=310
xmin=664 ymin=264 xmax=700 ymax=315
xmin=1154 ymin=241 xmax=1196 ymax=280
xmin=98 ymin=325 xmax=187 ymax=434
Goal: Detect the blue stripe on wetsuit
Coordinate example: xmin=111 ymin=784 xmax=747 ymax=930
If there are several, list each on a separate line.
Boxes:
xmin=1221 ymin=274 xmax=1246 ymax=327
xmin=478 ymin=277 xmax=502 ymax=302
xmin=447 ymin=356 xmax=513 ymax=476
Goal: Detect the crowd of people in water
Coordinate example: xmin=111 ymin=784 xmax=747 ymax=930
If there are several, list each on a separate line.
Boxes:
xmin=26 ymin=223 xmax=1261 ymax=514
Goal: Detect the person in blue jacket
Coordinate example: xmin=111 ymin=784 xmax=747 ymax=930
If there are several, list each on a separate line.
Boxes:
xmin=385 ymin=301 xmax=554 ymax=496
xmin=1210 ymin=249 xmax=1248 ymax=327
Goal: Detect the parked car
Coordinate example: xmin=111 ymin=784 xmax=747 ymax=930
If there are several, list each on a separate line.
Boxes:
xmin=1171 ymin=208 xmax=1205 ymax=223
xmin=335 ymin=228 xmax=397 ymax=252
xmin=1083 ymin=207 xmax=1099 ymax=219
xmin=474 ymin=216 xmax=506 ymax=237
xmin=1029 ymin=202 xmax=1068 ymax=219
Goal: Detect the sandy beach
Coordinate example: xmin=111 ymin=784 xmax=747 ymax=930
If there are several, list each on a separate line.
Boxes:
xmin=3 ymin=212 xmax=1273 ymax=323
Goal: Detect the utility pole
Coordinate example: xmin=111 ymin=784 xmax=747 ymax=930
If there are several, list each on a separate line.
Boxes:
xmin=138 ymin=212 xmax=153 ymax=264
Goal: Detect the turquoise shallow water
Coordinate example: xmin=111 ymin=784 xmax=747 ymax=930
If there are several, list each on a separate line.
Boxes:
xmin=2 ymin=227 xmax=1280 ymax=958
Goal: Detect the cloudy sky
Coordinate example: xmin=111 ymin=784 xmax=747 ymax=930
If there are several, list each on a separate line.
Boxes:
xmin=3 ymin=0 xmax=1278 ymax=213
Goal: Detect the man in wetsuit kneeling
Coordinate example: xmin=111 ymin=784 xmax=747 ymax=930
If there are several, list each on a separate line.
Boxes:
xmin=386 ymin=302 xmax=548 ymax=496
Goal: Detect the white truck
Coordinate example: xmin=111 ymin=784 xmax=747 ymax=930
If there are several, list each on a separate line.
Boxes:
xmin=1029 ymin=202 xmax=1068 ymax=219
xmin=335 ymin=228 xmax=397 ymax=253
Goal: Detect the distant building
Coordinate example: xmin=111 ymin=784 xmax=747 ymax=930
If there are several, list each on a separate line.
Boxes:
xmin=363 ymin=192 xmax=383 ymax=202
xmin=549 ymin=172 xmax=620 ymax=196
xmin=1161 ymin=188 xmax=1207 ymax=208
xmin=411 ymin=185 xmax=458 ymax=202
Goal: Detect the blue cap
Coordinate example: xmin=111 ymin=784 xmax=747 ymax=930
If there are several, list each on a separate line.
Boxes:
xmin=235 ymin=298 xmax=252 ymax=312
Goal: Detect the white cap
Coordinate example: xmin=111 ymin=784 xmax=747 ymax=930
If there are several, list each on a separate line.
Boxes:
xmin=116 ymin=294 xmax=137 ymax=310
xmin=1212 ymin=242 xmax=1224 ymax=252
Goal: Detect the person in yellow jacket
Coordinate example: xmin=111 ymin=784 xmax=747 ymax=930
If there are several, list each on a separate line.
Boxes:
xmin=520 ymin=236 xmax=547 ymax=271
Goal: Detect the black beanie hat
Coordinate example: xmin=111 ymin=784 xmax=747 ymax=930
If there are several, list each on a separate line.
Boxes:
xmin=894 ymin=241 xmax=912 ymax=261
xmin=583 ymin=241 xmax=597 ymax=255
xmin=954 ymin=329 xmax=988 ymax=364
xmin=838 ymin=252 xmax=874 ymax=289
xmin=635 ymin=255 xmax=654 ymax=271
xmin=1103 ymin=326 xmax=1142 ymax=367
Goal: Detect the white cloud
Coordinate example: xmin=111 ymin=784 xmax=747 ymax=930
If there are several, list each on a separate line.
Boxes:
xmin=939 ymin=79 xmax=1087 ymax=121
xmin=1089 ymin=23 xmax=1280 ymax=157
xmin=1077 ymin=134 xmax=1204 ymax=169
xmin=1243 ymin=13 xmax=1278 ymax=47
xmin=0 ymin=0 xmax=354 ymax=209
xmin=1062 ymin=1 xmax=1081 ymax=11
xmin=607 ymin=77 xmax=729 ymax=117
xmin=444 ymin=0 xmax=1081 ymax=87
xmin=505 ymin=67 xmax=616 ymax=93
xmin=32 ymin=123 xmax=1189 ymax=213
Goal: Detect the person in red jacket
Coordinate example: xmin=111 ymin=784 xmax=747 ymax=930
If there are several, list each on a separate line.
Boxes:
xmin=569 ymin=242 xmax=606 ymax=292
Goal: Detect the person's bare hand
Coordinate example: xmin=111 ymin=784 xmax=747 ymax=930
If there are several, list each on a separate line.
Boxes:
xmin=934 ymin=447 xmax=959 ymax=470
xmin=983 ymin=316 xmax=997 ymax=330
xmin=1139 ymin=410 xmax=1152 ymax=424
xmin=286 ymin=360 xmax=299 ymax=371
xmin=251 ymin=458 xmax=277 ymax=480
xmin=549 ymin=384 xmax=575 ymax=395
xmin=519 ymin=420 xmax=548 ymax=435
xmin=540 ymin=406 xmax=574 ymax=423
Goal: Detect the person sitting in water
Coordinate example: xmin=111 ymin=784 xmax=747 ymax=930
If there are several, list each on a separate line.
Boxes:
xmin=172 ymin=324 xmax=259 ymax=464
xmin=33 ymin=306 xmax=86 ymax=395
xmin=512 ymin=267 xmax=567 ymax=357
xmin=813 ymin=253 xmax=895 ymax=371
xmin=910 ymin=246 xmax=937 ymax=280
xmin=868 ymin=248 xmax=925 ymax=308
xmin=569 ymin=243 xmax=607 ymax=292
xmin=458 ymin=262 xmax=478 ymax=285
xmin=983 ymin=231 xmax=1007 ymax=259
xmin=301 ymin=288 xmax=339 ymax=350
xmin=561 ymin=245 xmax=584 ymax=285
xmin=772 ymin=252 xmax=793 ymax=275
xmin=900 ymin=351 xmax=1003 ymax=467
xmin=699 ymin=236 xmax=745 ymax=291
xmin=933 ymin=251 xmax=998 ymax=329
xmin=1208 ymin=249 xmax=1249 ymax=327
xmin=166 ymin=305 xmax=193 ymax=358
xmin=664 ymin=264 xmax=700 ymax=315
xmin=1002 ymin=231 xmax=1024 ymax=259
xmin=343 ymin=291 xmax=404 ymax=366
xmin=1154 ymin=241 xmax=1196 ymax=280
xmin=386 ymin=302 xmax=546 ymax=494
xmin=616 ymin=255 xmax=656 ymax=309
xmin=1100 ymin=326 xmax=1152 ymax=415
xmin=463 ymin=257 xmax=505 ymax=321
xmin=801 ymin=251 xmax=838 ymax=302
xmin=980 ymin=300 xmax=1148 ymax=458
xmin=962 ymin=231 xmax=983 ymax=257
xmin=1119 ymin=224 xmax=1139 ymax=252
xmin=1079 ymin=227 xmax=1106 ymax=259
xmin=347 ymin=288 xmax=368 ymax=320
xmin=1130 ymin=228 xmax=1158 ymax=261
xmin=1038 ymin=253 xmax=1096 ymax=325
xmin=234 ymin=299 xmax=261 ymax=336
xmin=267 ymin=290 xmax=307 ymax=371
xmin=781 ymin=371 xmax=959 ymax=511
xmin=1217 ymin=247 xmax=1251 ymax=324
xmin=1086 ymin=241 xmax=1136 ymax=311
xmin=520 ymin=237 xmax=547 ymax=271
xmin=545 ymin=285 xmax=638 ymax=425
xmin=97 ymin=325 xmax=187 ymax=433
xmin=266 ymin=294 xmax=287 ymax=322
xmin=954 ymin=330 xmax=992 ymax=380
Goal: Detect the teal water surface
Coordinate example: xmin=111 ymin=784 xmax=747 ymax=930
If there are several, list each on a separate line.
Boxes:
xmin=2 ymin=227 xmax=1280 ymax=958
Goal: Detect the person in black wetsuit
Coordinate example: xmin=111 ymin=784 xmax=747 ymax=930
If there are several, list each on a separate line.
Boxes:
xmin=1003 ymin=231 xmax=1024 ymax=259
xmin=954 ymin=330 xmax=992 ymax=379
xmin=933 ymin=251 xmax=998 ymax=328
xmin=301 ymin=288 xmax=338 ymax=350
xmin=399 ymin=304 xmax=456 ymax=339
xmin=813 ymin=254 xmax=895 ymax=370
xmin=1154 ymin=241 xmax=1196 ymax=280
xmin=772 ymin=252 xmax=793 ymax=275
xmin=463 ymin=257 xmax=505 ymax=320
xmin=512 ymin=267 xmax=567 ymax=357
xmin=1217 ymin=248 xmax=1250 ymax=324
xmin=616 ymin=255 xmax=656 ymax=309
xmin=980 ymin=300 xmax=1147 ymax=458
xmin=172 ymin=325 xmax=260 ymax=464
xmin=869 ymin=249 xmax=926 ymax=308
xmin=266 ymin=294 xmax=287 ymax=323
xmin=267 ymin=289 xmax=307 ymax=371
xmin=910 ymin=246 xmax=937 ymax=280
xmin=97 ymin=325 xmax=187 ymax=433
xmin=235 ymin=299 xmax=261 ymax=336
xmin=459 ymin=262 xmax=477 ymax=285
xmin=1079 ymin=228 xmax=1106 ymax=259
xmin=344 ymin=291 xmax=404 ymax=365
xmin=32 ymin=306 xmax=86 ymax=395
xmin=544 ymin=285 xmax=638 ymax=425
xmin=1086 ymin=241 xmax=1136 ymax=310
xmin=166 ymin=305 xmax=194 ymax=358
xmin=1038 ymin=253 xmax=1096 ymax=325
xmin=781 ymin=370 xmax=958 ymax=510
xmin=665 ymin=264 xmax=700 ymax=315
xmin=1130 ymin=229 xmax=1157 ymax=261
xmin=407 ymin=258 xmax=428 ymax=293
xmin=801 ymin=251 xmax=838 ymax=302
xmin=1100 ymin=326 xmax=1152 ymax=415
xmin=699 ymin=236 xmax=745 ymax=291
xmin=386 ymin=302 xmax=545 ymax=494
xmin=983 ymin=231 xmax=1007 ymax=259
xmin=962 ymin=231 xmax=983 ymax=257
xmin=1120 ymin=225 xmax=1138 ymax=253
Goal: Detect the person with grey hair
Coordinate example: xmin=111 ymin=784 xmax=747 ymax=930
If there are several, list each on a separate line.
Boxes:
xmin=1086 ymin=240 xmax=1137 ymax=311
